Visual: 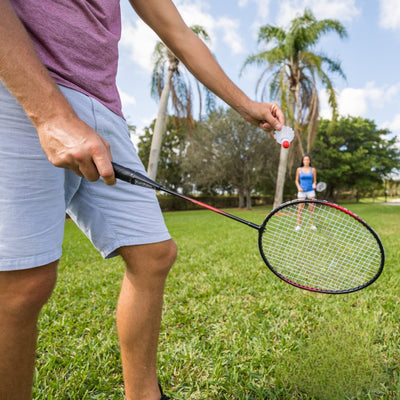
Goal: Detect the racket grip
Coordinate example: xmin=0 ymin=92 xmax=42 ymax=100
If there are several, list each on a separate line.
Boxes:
xmin=112 ymin=162 xmax=133 ymax=182
xmin=112 ymin=162 xmax=161 ymax=190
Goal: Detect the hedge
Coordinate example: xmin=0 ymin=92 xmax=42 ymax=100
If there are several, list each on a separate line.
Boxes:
xmin=157 ymin=194 xmax=274 ymax=211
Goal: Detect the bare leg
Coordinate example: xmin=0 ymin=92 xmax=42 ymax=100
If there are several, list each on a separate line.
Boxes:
xmin=0 ymin=262 xmax=58 ymax=400
xmin=309 ymin=197 xmax=316 ymax=227
xmin=297 ymin=201 xmax=304 ymax=226
xmin=117 ymin=239 xmax=177 ymax=400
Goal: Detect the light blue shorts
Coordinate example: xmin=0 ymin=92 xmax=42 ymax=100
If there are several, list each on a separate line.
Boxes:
xmin=298 ymin=190 xmax=316 ymax=199
xmin=0 ymin=83 xmax=171 ymax=271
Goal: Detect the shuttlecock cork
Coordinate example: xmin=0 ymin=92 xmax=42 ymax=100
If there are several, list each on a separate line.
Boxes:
xmin=274 ymin=126 xmax=294 ymax=148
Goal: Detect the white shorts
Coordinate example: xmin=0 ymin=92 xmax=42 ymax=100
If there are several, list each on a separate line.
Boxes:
xmin=297 ymin=190 xmax=316 ymax=199
xmin=0 ymin=83 xmax=171 ymax=271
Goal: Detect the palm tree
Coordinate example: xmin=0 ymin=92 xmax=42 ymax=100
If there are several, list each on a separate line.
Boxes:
xmin=147 ymin=25 xmax=215 ymax=180
xmin=241 ymin=9 xmax=347 ymax=207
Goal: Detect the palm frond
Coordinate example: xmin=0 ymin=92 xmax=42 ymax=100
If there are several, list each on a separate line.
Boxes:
xmin=190 ymin=25 xmax=211 ymax=42
xmin=258 ymin=25 xmax=286 ymax=44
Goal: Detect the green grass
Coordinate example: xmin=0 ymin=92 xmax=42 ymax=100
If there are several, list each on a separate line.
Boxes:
xmin=33 ymin=203 xmax=400 ymax=399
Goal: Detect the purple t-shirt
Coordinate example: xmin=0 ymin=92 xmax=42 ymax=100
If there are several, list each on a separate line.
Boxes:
xmin=11 ymin=0 xmax=123 ymax=118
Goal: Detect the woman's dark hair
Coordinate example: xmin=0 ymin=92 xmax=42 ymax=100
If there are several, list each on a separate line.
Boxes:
xmin=300 ymin=154 xmax=312 ymax=167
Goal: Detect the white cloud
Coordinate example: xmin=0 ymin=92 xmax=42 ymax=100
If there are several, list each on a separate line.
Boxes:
xmin=319 ymin=87 xmax=369 ymax=119
xmin=238 ymin=0 xmax=271 ymax=20
xmin=119 ymin=88 xmax=137 ymax=120
xmin=319 ymin=87 xmax=368 ymax=119
xmin=318 ymin=89 xmax=332 ymax=119
xmin=173 ymin=0 xmax=246 ymax=54
xmin=382 ymin=114 xmax=400 ymax=134
xmin=379 ymin=0 xmax=400 ymax=31
xmin=174 ymin=1 xmax=215 ymax=42
xmin=238 ymin=0 xmax=272 ymax=37
xmin=120 ymin=16 xmax=158 ymax=72
xmin=120 ymin=0 xmax=244 ymax=72
xmin=338 ymin=87 xmax=369 ymax=116
xmin=276 ymin=0 xmax=360 ymax=27
xmin=217 ymin=17 xmax=244 ymax=54
xmin=319 ymin=82 xmax=400 ymax=120
xmin=119 ymin=88 xmax=136 ymax=107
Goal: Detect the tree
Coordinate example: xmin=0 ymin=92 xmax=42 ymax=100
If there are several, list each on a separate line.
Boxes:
xmin=184 ymin=108 xmax=277 ymax=209
xmin=147 ymin=25 xmax=215 ymax=180
xmin=241 ymin=8 xmax=347 ymax=207
xmin=137 ymin=116 xmax=188 ymax=191
xmin=312 ymin=117 xmax=400 ymax=201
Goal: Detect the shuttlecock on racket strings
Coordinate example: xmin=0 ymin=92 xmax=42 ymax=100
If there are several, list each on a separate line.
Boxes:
xmin=274 ymin=126 xmax=294 ymax=148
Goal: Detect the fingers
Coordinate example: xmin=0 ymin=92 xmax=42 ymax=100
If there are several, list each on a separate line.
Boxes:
xmin=91 ymin=137 xmax=116 ymax=185
xmin=82 ymin=146 xmax=115 ymax=186
xmin=59 ymin=139 xmax=115 ymax=185
xmin=79 ymin=159 xmax=115 ymax=185
xmin=41 ymin=121 xmax=116 ymax=185
xmin=271 ymin=103 xmax=285 ymax=129
xmin=62 ymin=151 xmax=115 ymax=185
xmin=76 ymin=159 xmax=100 ymax=181
xmin=92 ymin=155 xmax=116 ymax=186
xmin=258 ymin=102 xmax=285 ymax=131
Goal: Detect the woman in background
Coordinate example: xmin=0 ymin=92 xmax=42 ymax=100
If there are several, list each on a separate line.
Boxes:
xmin=295 ymin=154 xmax=317 ymax=231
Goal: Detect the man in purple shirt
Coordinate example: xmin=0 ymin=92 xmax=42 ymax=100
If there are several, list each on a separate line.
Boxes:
xmin=0 ymin=1 xmax=284 ymax=399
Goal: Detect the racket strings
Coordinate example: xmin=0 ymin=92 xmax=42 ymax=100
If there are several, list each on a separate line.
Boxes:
xmin=261 ymin=202 xmax=382 ymax=292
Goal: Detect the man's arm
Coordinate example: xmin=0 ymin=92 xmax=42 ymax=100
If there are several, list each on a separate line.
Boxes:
xmin=0 ymin=0 xmax=115 ymax=184
xmin=129 ymin=0 xmax=284 ymax=131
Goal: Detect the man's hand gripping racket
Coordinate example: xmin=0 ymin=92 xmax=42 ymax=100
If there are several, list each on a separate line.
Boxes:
xmin=112 ymin=159 xmax=384 ymax=294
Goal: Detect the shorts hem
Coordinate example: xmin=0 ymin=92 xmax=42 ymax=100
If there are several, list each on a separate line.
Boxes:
xmin=0 ymin=250 xmax=62 ymax=271
xmin=102 ymin=233 xmax=172 ymax=259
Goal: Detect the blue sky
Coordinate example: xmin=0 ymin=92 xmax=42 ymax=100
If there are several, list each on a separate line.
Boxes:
xmin=116 ymin=0 xmax=400 ymax=145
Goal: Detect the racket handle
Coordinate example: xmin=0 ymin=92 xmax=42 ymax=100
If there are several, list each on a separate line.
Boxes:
xmin=112 ymin=162 xmax=160 ymax=190
xmin=112 ymin=162 xmax=134 ymax=182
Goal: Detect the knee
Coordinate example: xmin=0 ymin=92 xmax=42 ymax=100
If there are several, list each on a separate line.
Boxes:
xmin=143 ymin=239 xmax=177 ymax=277
xmin=121 ymin=239 xmax=177 ymax=278
xmin=162 ymin=239 xmax=178 ymax=262
xmin=1 ymin=262 xmax=58 ymax=321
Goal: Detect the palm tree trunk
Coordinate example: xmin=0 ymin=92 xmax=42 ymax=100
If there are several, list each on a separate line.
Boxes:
xmin=273 ymin=145 xmax=290 ymax=208
xmin=294 ymin=86 xmax=305 ymax=156
xmin=273 ymin=90 xmax=295 ymax=208
xmin=147 ymin=68 xmax=173 ymax=180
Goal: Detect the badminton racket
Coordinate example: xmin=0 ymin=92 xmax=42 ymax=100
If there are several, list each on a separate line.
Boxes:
xmin=316 ymin=182 xmax=327 ymax=192
xmin=112 ymin=162 xmax=384 ymax=294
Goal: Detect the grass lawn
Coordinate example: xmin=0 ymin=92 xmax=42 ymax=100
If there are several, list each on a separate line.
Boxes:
xmin=33 ymin=202 xmax=400 ymax=399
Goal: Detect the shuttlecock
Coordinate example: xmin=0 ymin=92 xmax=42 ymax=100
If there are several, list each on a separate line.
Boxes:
xmin=274 ymin=126 xmax=294 ymax=148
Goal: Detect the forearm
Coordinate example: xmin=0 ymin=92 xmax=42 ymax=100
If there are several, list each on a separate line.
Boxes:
xmin=0 ymin=0 xmax=76 ymax=128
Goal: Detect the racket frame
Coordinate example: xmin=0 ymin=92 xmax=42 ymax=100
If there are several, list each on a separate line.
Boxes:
xmin=258 ymin=199 xmax=385 ymax=294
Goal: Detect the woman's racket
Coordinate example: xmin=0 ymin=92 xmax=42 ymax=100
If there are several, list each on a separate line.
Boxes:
xmin=316 ymin=181 xmax=327 ymax=192
xmin=112 ymin=162 xmax=384 ymax=294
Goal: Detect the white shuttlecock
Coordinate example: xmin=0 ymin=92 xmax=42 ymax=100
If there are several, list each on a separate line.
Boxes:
xmin=274 ymin=126 xmax=295 ymax=148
